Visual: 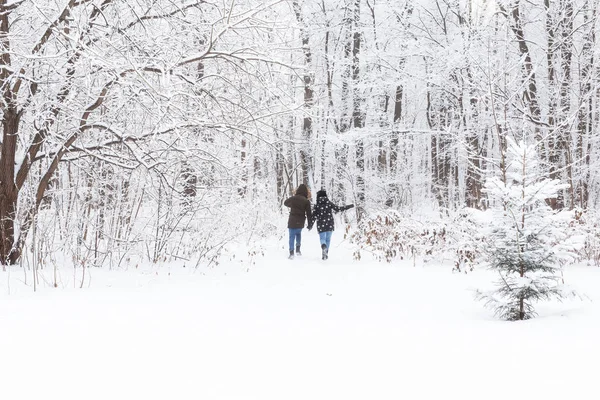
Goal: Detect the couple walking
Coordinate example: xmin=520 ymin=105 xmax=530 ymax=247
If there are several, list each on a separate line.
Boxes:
xmin=284 ymin=184 xmax=354 ymax=260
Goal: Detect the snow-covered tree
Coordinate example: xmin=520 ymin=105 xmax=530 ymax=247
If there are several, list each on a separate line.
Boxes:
xmin=477 ymin=137 xmax=581 ymax=321
xmin=0 ymin=0 xmax=289 ymax=266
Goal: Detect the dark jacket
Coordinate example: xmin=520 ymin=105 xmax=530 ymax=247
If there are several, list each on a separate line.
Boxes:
xmin=311 ymin=192 xmax=353 ymax=233
xmin=284 ymin=184 xmax=313 ymax=229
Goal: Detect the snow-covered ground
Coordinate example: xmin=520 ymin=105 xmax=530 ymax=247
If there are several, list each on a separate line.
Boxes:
xmin=1 ymin=232 xmax=599 ymax=400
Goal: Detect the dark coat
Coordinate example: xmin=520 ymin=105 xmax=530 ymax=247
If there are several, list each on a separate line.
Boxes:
xmin=311 ymin=194 xmax=353 ymax=233
xmin=284 ymin=184 xmax=313 ymax=229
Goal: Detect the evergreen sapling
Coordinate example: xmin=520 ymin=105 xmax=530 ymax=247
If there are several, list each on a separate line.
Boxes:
xmin=476 ymin=138 xmax=581 ymax=321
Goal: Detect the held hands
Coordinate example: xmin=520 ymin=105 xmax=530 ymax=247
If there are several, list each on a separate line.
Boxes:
xmin=345 ymin=204 xmax=355 ymax=211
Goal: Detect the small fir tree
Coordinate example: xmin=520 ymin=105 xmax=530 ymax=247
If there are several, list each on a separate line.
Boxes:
xmin=477 ymin=137 xmax=580 ymax=321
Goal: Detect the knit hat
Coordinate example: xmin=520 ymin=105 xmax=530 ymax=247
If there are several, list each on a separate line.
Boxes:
xmin=316 ymin=189 xmax=327 ymax=198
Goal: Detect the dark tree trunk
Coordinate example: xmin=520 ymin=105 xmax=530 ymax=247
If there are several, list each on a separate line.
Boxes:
xmin=377 ymin=95 xmax=389 ymax=174
xmin=426 ymin=79 xmax=451 ymax=210
xmin=0 ymin=108 xmax=20 ymax=265
xmin=577 ymin=1 xmax=597 ymax=209
xmin=500 ymin=1 xmax=543 ymax=137
xmin=559 ymin=0 xmax=574 ymax=209
xmin=463 ymin=6 xmax=482 ymax=209
xmin=276 ymin=136 xmax=286 ymax=201
xmin=238 ymin=138 xmax=248 ymax=197
xmin=181 ymin=162 xmax=197 ymax=199
xmin=387 ymin=85 xmax=403 ymax=207
xmin=335 ymin=4 xmax=354 ymax=203
xmin=351 ymin=0 xmax=365 ymax=221
xmin=544 ymin=0 xmax=575 ymax=210
xmin=293 ymin=1 xmax=314 ymax=186
xmin=0 ymin=5 xmax=20 ymax=265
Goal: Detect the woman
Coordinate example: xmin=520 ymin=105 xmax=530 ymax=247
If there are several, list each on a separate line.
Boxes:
xmin=311 ymin=189 xmax=354 ymax=260
xmin=283 ymin=184 xmax=313 ymax=259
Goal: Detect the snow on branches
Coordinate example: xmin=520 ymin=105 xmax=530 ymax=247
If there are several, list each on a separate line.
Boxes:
xmin=348 ymin=208 xmax=484 ymax=270
xmin=476 ymin=138 xmax=583 ymax=321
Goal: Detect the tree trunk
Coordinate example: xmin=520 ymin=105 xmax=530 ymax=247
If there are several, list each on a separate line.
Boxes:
xmin=545 ymin=0 xmax=574 ymax=210
xmin=335 ymin=4 xmax=354 ymax=202
xmin=501 ymin=1 xmax=543 ymax=136
xmin=558 ymin=0 xmax=574 ymax=209
xmin=387 ymin=84 xmax=403 ymax=207
xmin=0 ymin=108 xmax=20 ymax=265
xmin=0 ymin=6 xmax=20 ymax=265
xmin=292 ymin=1 xmax=314 ymax=186
xmin=276 ymin=133 xmax=286 ymax=201
xmin=351 ymin=0 xmax=365 ymax=221
xmin=577 ymin=1 xmax=597 ymax=209
xmin=238 ymin=138 xmax=248 ymax=196
xmin=463 ymin=5 xmax=482 ymax=209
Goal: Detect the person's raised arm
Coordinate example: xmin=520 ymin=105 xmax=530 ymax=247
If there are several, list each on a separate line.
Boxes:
xmin=331 ymin=201 xmax=341 ymax=213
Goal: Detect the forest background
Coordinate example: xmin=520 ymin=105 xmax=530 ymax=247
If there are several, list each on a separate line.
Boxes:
xmin=1 ymin=0 xmax=600 ymax=278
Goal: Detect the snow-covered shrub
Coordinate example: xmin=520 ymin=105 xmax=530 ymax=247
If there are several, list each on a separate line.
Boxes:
xmin=348 ymin=211 xmax=442 ymax=263
xmin=476 ymin=138 xmax=583 ymax=321
xmin=448 ymin=209 xmax=486 ymax=273
xmin=571 ymin=210 xmax=600 ymax=266
xmin=348 ymin=208 xmax=483 ymax=269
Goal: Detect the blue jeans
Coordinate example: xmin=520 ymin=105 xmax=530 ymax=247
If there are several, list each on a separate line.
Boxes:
xmin=289 ymin=228 xmax=302 ymax=252
xmin=319 ymin=231 xmax=333 ymax=249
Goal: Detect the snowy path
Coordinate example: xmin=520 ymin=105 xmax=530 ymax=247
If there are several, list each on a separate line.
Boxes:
xmin=1 ymin=235 xmax=599 ymax=399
